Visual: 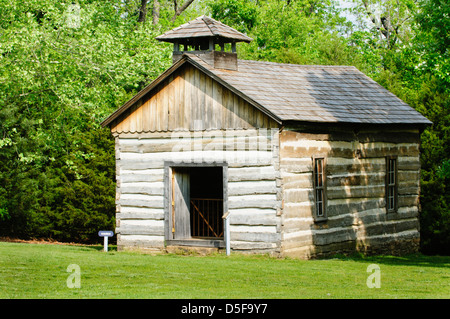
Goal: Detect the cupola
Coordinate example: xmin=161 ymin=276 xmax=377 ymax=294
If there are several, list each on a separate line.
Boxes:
xmin=156 ymin=15 xmax=253 ymax=71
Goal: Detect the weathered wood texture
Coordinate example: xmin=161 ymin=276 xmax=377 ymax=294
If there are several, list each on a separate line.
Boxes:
xmin=156 ymin=15 xmax=253 ymax=44
xmin=115 ymin=129 xmax=282 ymax=253
xmin=279 ymin=128 xmax=421 ymax=259
xmin=187 ymin=54 xmax=431 ymax=125
xmin=111 ymin=65 xmax=278 ymax=133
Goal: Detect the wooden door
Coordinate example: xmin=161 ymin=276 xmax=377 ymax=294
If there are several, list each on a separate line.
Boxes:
xmin=172 ymin=168 xmax=191 ymax=239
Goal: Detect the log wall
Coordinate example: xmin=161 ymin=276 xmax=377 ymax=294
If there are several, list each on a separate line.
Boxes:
xmin=114 ymin=129 xmax=282 ymax=254
xmin=279 ymin=128 xmax=422 ymax=258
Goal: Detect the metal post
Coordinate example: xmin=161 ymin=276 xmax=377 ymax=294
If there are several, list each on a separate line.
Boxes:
xmin=222 ymin=212 xmax=230 ymax=256
xmin=104 ymin=236 xmax=108 ymax=252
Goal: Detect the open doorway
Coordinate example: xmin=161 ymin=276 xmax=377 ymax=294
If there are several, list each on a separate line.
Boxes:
xmin=168 ymin=165 xmax=225 ymax=243
xmin=189 ymin=167 xmax=223 ymax=239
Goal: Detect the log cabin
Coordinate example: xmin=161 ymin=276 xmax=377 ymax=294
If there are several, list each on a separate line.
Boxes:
xmin=101 ymin=16 xmax=431 ymax=258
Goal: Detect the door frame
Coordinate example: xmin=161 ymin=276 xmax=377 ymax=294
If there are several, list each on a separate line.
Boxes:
xmin=164 ymin=161 xmax=228 ymax=248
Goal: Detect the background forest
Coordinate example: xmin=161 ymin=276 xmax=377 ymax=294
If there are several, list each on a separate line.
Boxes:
xmin=0 ymin=0 xmax=448 ymax=254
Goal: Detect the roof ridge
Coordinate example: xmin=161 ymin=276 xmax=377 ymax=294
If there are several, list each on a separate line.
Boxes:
xmin=201 ymin=16 xmax=217 ymax=36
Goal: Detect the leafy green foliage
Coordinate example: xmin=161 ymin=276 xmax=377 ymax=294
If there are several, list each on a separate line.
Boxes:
xmin=415 ymin=0 xmax=450 ymax=93
xmin=208 ymin=0 xmax=355 ymax=66
xmin=208 ymin=0 xmax=258 ymax=33
xmin=0 ymin=0 xmax=172 ymax=242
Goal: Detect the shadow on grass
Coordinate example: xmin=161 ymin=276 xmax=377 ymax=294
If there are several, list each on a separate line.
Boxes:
xmin=330 ymin=252 xmax=450 ymax=269
xmin=77 ymin=244 xmax=118 ymax=252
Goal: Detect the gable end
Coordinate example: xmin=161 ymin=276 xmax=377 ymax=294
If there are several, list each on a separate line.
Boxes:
xmin=110 ymin=64 xmax=279 ymax=133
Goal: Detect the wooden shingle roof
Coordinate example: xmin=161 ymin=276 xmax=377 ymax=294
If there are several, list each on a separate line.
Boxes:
xmin=101 ymin=54 xmax=431 ymax=127
xmin=156 ymin=15 xmax=253 ymax=43
xmin=187 ymin=54 xmax=431 ymax=125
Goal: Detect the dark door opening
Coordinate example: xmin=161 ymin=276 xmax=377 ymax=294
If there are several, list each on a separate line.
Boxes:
xmin=189 ymin=167 xmax=223 ymax=239
xmin=171 ymin=166 xmax=224 ymax=241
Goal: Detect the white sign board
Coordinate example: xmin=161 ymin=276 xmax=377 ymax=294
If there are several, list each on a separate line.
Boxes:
xmin=98 ymin=230 xmax=114 ymax=251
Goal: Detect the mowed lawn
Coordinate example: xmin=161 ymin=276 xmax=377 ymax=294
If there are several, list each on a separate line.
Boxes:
xmin=0 ymin=242 xmax=448 ymax=299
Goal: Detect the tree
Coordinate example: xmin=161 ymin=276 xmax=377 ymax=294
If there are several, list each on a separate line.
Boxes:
xmin=0 ymin=0 xmax=172 ymax=242
xmin=208 ymin=0 xmax=355 ymax=66
xmin=415 ymin=0 xmax=450 ymax=93
xmin=136 ymin=0 xmax=196 ymax=24
xmin=350 ymin=0 xmax=417 ymax=49
xmin=138 ymin=0 xmax=148 ymax=23
xmin=172 ymin=0 xmax=196 ymax=22
xmin=413 ymin=0 xmax=450 ymax=254
xmin=153 ymin=0 xmax=160 ymax=24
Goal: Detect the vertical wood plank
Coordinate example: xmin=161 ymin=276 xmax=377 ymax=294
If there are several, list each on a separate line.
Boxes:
xmin=154 ymin=88 xmax=162 ymax=131
xmin=190 ymin=67 xmax=198 ymax=130
xmin=205 ymin=74 xmax=213 ymax=130
xmin=178 ymin=69 xmax=185 ymax=130
xmin=190 ymin=68 xmax=197 ymax=130
xmin=238 ymin=97 xmax=246 ymax=129
xmin=212 ymin=81 xmax=223 ymax=129
xmin=233 ymin=93 xmax=240 ymax=129
xmin=121 ymin=113 xmax=131 ymax=133
xmin=256 ymin=108 xmax=264 ymax=128
xmin=184 ymin=66 xmax=192 ymax=131
xmin=174 ymin=168 xmax=191 ymax=239
xmin=168 ymin=75 xmax=176 ymax=130
xmin=161 ymin=78 xmax=169 ymax=131
xmin=149 ymin=92 xmax=157 ymax=132
xmin=135 ymin=102 xmax=143 ymax=132
xmin=222 ymin=88 xmax=232 ymax=129
xmin=141 ymin=100 xmax=150 ymax=131
xmin=244 ymin=101 xmax=253 ymax=129
xmin=263 ymin=109 xmax=269 ymax=128
xmin=129 ymin=109 xmax=136 ymax=133
xmin=247 ymin=99 xmax=255 ymax=128
xmin=113 ymin=121 xmax=121 ymax=134
xmin=198 ymin=71 xmax=206 ymax=130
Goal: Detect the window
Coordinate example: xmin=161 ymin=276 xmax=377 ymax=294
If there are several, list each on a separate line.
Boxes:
xmin=313 ymin=157 xmax=327 ymax=220
xmin=386 ymin=156 xmax=398 ymax=213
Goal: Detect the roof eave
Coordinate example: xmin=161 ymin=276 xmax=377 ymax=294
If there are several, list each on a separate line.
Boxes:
xmin=281 ymin=119 xmax=432 ymax=131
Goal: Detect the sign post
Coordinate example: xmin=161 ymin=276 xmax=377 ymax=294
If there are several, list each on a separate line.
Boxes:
xmin=98 ymin=231 xmax=114 ymax=252
xmin=222 ymin=212 xmax=230 ymax=256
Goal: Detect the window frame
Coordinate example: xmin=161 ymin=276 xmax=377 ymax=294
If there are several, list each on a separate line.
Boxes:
xmin=385 ymin=156 xmax=398 ymax=213
xmin=312 ymin=156 xmax=327 ymax=222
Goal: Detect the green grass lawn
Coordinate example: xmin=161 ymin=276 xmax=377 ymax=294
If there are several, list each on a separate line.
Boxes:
xmin=0 ymin=241 xmax=448 ymax=299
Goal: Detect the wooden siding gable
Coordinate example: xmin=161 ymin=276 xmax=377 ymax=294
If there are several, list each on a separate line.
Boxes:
xmin=110 ymin=64 xmax=279 ymax=133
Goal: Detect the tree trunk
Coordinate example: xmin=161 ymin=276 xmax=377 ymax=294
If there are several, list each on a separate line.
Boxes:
xmin=138 ymin=0 xmax=147 ymax=23
xmin=153 ymin=0 xmax=160 ymax=25
xmin=171 ymin=0 xmax=195 ymax=22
